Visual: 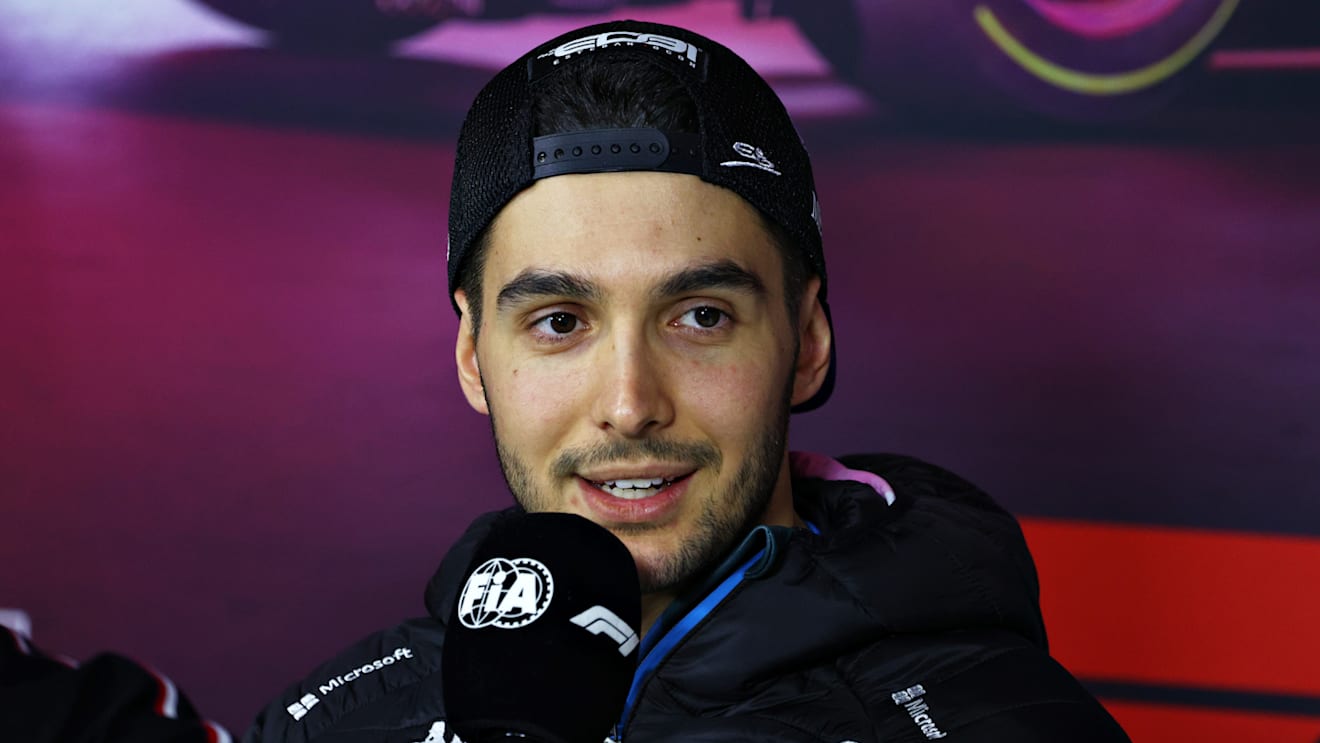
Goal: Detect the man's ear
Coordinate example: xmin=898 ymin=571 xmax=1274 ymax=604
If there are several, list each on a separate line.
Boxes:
xmin=453 ymin=289 xmax=489 ymax=416
xmin=790 ymin=277 xmax=832 ymax=407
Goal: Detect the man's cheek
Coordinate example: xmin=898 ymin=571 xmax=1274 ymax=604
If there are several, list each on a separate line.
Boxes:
xmin=497 ymin=366 xmax=585 ymax=433
xmin=681 ymin=357 xmax=781 ymax=412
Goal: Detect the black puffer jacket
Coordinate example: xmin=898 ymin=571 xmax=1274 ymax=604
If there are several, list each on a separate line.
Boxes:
xmin=241 ymin=453 xmax=1129 ymax=743
xmin=0 ymin=627 xmax=233 ymax=743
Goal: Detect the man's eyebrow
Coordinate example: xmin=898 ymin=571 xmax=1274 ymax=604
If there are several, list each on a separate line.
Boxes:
xmin=655 ymin=259 xmax=766 ymax=299
xmin=496 ymin=269 xmax=602 ymax=313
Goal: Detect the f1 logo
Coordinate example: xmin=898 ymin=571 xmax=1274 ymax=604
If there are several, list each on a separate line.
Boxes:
xmin=570 ymin=606 xmax=639 ymax=656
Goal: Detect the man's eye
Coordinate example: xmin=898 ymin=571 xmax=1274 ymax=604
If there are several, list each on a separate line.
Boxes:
xmin=534 ymin=312 xmax=579 ymax=335
xmin=677 ymin=306 xmax=728 ymax=330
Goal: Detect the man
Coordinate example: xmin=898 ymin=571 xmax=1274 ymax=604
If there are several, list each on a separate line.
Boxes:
xmin=243 ymin=19 xmax=1129 ymax=743
xmin=0 ymin=625 xmax=234 ymax=743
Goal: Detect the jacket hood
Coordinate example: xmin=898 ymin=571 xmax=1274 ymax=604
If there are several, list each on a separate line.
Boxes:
xmin=653 ymin=452 xmax=1048 ymax=702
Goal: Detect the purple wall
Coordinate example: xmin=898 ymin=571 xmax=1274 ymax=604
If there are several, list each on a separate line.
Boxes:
xmin=2 ymin=0 xmax=1318 ymax=737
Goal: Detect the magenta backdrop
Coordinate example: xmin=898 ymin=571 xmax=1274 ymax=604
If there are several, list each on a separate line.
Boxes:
xmin=2 ymin=0 xmax=1318 ymax=737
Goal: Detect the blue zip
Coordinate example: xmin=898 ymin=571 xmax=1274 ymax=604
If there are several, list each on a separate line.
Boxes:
xmin=616 ymin=548 xmax=763 ymax=734
xmin=612 ymin=520 xmax=820 ymax=740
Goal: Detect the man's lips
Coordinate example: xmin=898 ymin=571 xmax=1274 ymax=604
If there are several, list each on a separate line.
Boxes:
xmin=576 ymin=464 xmax=696 ymax=483
xmin=575 ymin=472 xmax=694 ymax=524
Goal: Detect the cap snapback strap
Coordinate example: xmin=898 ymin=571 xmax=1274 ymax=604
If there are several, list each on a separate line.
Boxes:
xmin=532 ymin=128 xmax=702 ymax=180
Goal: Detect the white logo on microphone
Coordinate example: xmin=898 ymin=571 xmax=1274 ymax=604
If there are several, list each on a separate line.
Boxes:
xmin=411 ymin=719 xmax=465 ymax=743
xmin=457 ymin=557 xmax=554 ymax=629
xmin=570 ymin=606 xmax=639 ymax=656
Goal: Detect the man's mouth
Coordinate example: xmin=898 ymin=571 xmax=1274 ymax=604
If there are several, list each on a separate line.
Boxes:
xmin=589 ymin=476 xmax=681 ymax=500
xmin=573 ymin=468 xmax=696 ymax=523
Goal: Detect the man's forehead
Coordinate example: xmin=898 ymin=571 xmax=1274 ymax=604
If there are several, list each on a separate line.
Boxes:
xmin=493 ymin=172 xmax=762 ymax=232
xmin=485 ymin=172 xmax=776 ymax=260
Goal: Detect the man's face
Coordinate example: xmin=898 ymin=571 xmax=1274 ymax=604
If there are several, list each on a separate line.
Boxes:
xmin=454 ymin=172 xmax=826 ymax=594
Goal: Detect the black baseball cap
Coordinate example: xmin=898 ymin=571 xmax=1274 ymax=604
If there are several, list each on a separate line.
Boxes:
xmin=447 ymin=19 xmax=835 ymax=412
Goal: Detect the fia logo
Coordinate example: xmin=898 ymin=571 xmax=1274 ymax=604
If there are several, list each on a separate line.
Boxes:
xmin=457 ymin=557 xmax=554 ymax=629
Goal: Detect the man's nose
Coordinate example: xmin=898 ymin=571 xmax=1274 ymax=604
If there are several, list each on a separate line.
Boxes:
xmin=590 ymin=331 xmax=675 ymax=438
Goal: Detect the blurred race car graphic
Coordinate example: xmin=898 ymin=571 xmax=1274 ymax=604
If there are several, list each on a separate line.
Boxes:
xmin=189 ymin=0 xmax=1319 ymax=120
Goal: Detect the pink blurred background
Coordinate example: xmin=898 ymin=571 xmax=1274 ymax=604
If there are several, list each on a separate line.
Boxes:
xmin=2 ymin=0 xmax=1319 ymax=739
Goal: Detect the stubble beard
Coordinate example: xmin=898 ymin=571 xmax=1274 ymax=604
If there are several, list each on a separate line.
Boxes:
xmin=486 ymin=379 xmax=793 ymax=596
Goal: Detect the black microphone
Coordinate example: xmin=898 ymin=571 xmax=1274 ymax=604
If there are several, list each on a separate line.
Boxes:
xmin=442 ymin=512 xmax=642 ymax=743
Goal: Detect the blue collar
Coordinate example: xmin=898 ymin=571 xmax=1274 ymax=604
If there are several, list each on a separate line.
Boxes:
xmin=614 ymin=520 xmax=820 ymax=737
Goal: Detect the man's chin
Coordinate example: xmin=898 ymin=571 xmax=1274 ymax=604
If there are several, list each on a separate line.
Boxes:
xmin=613 ymin=537 xmax=684 ymax=594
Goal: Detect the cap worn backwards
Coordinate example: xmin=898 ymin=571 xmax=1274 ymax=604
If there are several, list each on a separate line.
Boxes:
xmin=446 ymin=19 xmax=835 ymax=412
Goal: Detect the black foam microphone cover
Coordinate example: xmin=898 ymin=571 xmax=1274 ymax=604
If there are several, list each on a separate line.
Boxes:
xmin=442 ymin=512 xmax=642 ymax=743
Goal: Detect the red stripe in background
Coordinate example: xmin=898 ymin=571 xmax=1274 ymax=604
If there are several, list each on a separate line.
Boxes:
xmin=1102 ymin=701 xmax=1320 ymax=743
xmin=1019 ymin=518 xmax=1320 ymax=698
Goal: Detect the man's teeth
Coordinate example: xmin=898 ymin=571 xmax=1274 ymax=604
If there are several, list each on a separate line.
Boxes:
xmin=596 ymin=477 xmax=672 ymax=499
xmin=610 ymin=477 xmax=666 ymax=489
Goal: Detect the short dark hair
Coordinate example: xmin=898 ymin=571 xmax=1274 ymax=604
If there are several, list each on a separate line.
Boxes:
xmin=456 ymin=56 xmax=811 ymax=336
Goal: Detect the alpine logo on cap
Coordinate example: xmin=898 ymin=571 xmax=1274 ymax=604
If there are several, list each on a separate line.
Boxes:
xmin=721 ymin=142 xmax=781 ymax=176
xmin=457 ymin=557 xmax=554 ymax=629
xmin=536 ymin=31 xmax=702 ymax=70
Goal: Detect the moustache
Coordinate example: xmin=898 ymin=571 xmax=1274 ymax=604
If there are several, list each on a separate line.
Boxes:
xmin=550 ymin=439 xmax=722 ymax=479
